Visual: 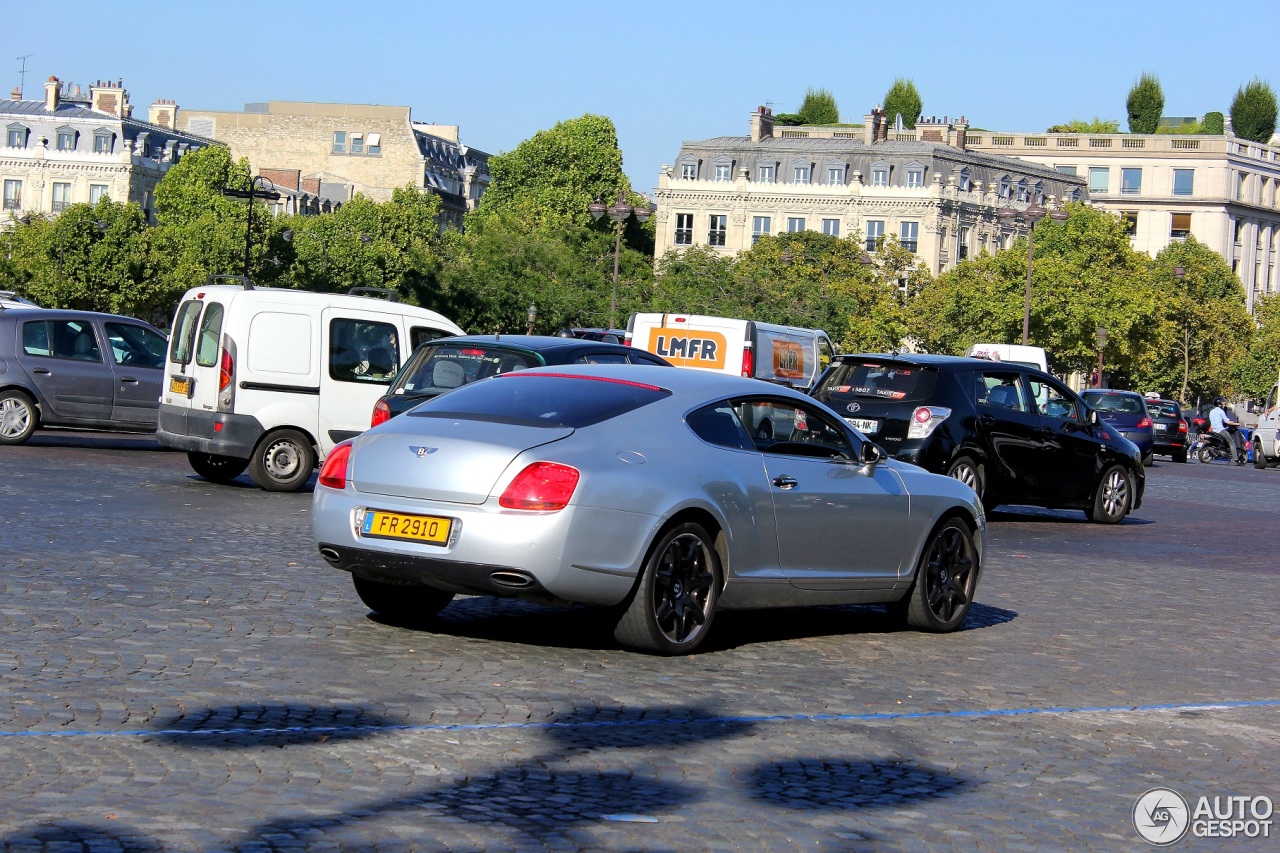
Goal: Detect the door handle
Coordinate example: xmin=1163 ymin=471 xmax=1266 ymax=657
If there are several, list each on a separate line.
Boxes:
xmin=33 ymin=367 xmax=51 ymax=375
xmin=120 ymin=377 xmax=139 ymax=384
xmin=979 ymin=413 xmax=995 ymax=426
xmin=772 ymin=475 xmax=798 ymax=490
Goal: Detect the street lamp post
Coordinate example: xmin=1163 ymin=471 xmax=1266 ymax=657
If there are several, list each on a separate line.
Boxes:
xmin=222 ymin=176 xmax=282 ymax=278
xmin=1094 ymin=326 xmax=1108 ymax=388
xmin=526 ymin=302 xmax=537 ymax=335
xmin=998 ymin=202 xmax=1068 ymax=346
xmin=589 ymin=192 xmax=652 ymax=330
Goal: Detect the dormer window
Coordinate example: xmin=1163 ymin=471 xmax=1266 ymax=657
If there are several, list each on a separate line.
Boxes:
xmin=56 ymin=127 xmax=78 ymax=151
xmin=793 ymin=165 xmax=810 ymax=184
xmin=905 ymin=162 xmax=926 ymax=188
xmin=871 ymin=160 xmax=890 ymax=187
xmin=999 ymin=175 xmax=1012 ymax=200
xmin=1033 ymin=181 xmax=1045 ymax=204
xmin=93 ymin=129 xmax=115 ymax=154
xmin=826 ymin=162 xmax=847 ymax=185
xmin=1016 ymin=178 xmax=1029 ymax=203
xmin=758 ymin=164 xmax=776 ymax=183
xmin=679 ymin=159 xmax=698 ymax=180
xmin=958 ymin=168 xmax=972 ymax=192
xmin=6 ymin=123 xmax=29 ymax=148
xmin=714 ymin=163 xmax=731 ymax=181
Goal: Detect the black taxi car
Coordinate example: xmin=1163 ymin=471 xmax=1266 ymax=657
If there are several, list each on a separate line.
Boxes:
xmin=810 ymin=354 xmax=1145 ymax=523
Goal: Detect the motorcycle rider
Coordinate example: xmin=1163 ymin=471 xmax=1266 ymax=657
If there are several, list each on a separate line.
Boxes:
xmin=1209 ymin=396 xmax=1246 ymax=465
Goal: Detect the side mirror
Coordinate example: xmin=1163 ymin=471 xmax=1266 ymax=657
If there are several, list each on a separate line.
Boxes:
xmin=1087 ymin=409 xmax=1100 ymax=426
xmin=859 ymin=441 xmax=885 ymax=466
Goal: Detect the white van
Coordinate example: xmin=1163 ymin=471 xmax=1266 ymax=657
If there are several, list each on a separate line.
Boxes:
xmin=964 ymin=343 xmax=1049 ymax=373
xmin=626 ymin=312 xmax=835 ymax=390
xmin=156 ymin=279 xmax=464 ymax=491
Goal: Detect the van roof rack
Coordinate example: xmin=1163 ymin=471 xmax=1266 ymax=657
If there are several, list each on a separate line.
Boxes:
xmin=206 ymin=275 xmax=255 ymax=290
xmin=347 ymin=286 xmax=400 ymax=303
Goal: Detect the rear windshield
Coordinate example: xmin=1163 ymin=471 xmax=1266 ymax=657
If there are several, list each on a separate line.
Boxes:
xmin=408 ymin=373 xmax=672 ymax=429
xmin=814 ymin=360 xmax=939 ymax=403
xmin=398 ymin=343 xmax=543 ymax=394
xmin=1082 ymin=392 xmax=1146 ymax=414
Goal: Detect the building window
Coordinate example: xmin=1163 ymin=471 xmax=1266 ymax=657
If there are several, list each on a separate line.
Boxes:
xmin=758 ymin=164 xmax=775 ymax=183
xmin=674 ymin=213 xmax=694 ymax=245
xmin=752 ymin=216 xmax=771 ymax=244
xmin=828 ymin=166 xmax=844 ymax=186
xmin=52 ymin=182 xmax=72 ymax=213
xmin=899 ymin=221 xmax=919 ymax=253
xmin=1089 ymin=167 xmax=1109 ymax=194
xmin=681 ymin=162 xmax=698 ymax=180
xmin=93 ymin=131 xmax=114 ymax=154
xmin=865 ymin=220 xmax=885 ymax=251
xmin=1016 ymin=179 xmax=1029 ymax=203
xmin=1033 ymin=182 xmax=1045 ymax=204
xmin=1121 ymin=212 xmax=1138 ymax=236
xmin=1237 ymin=172 xmax=1248 ymax=201
xmin=332 ymin=131 xmax=346 ymax=154
xmin=1173 ymin=169 xmax=1194 ymax=196
xmin=821 ymin=218 xmax=840 ymax=237
xmin=714 ymin=164 xmax=731 ymax=181
xmin=89 ymin=184 xmax=110 ymax=204
xmin=787 ymin=217 xmax=806 ymax=232
xmin=1170 ymin=213 xmax=1191 ymax=239
xmin=998 ymin=175 xmax=1012 ymax=199
xmin=1056 ymin=165 xmax=1077 ymax=176
xmin=367 ymin=133 xmax=381 ymax=155
xmin=350 ymin=133 xmax=364 ymax=155
xmin=958 ymin=226 xmax=970 ymax=261
xmin=2 ymin=179 xmax=20 ymax=210
xmin=6 ymin=125 xmax=27 ymax=148
xmin=906 ymin=167 xmax=925 ymax=188
xmin=56 ymin=128 xmax=77 ymax=151
xmin=1121 ymin=168 xmax=1142 ymax=195
xmin=871 ymin=165 xmax=889 ymax=187
xmin=958 ymin=168 xmax=972 ymax=192
xmin=793 ymin=166 xmax=810 ymax=184
xmin=708 ymin=214 xmax=727 ymax=246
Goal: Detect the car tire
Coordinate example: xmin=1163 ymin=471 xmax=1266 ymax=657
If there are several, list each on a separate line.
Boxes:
xmin=893 ymin=517 xmax=979 ymax=632
xmin=1254 ymin=443 xmax=1268 ymax=469
xmin=946 ymin=456 xmax=985 ymax=500
xmin=614 ymin=522 xmax=720 ymax=655
xmin=0 ymin=389 xmax=38 ymax=445
xmin=249 ymin=429 xmax=317 ymax=492
xmin=1086 ymin=464 xmax=1132 ymax=524
xmin=1142 ymin=451 xmax=1155 ymax=468
xmin=1172 ymin=449 xmax=1187 ymax=464
xmin=187 ymin=451 xmax=249 ymax=484
xmin=353 ymin=576 xmax=453 ymax=621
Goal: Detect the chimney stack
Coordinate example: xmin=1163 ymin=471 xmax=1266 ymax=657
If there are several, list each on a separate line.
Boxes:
xmin=954 ymin=115 xmax=968 ymax=150
xmin=90 ymin=79 xmax=128 ymax=117
xmin=148 ymin=98 xmax=178 ymax=129
xmin=750 ymin=105 xmax=774 ymax=143
xmin=45 ymin=76 xmax=60 ymax=112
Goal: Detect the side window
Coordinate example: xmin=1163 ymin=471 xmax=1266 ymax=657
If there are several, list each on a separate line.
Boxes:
xmin=733 ymin=398 xmax=854 ymax=459
xmin=169 ymin=300 xmax=204 ymax=365
xmin=573 ymin=352 xmax=628 ymax=365
xmin=976 ymin=372 xmax=1028 ymax=413
xmin=686 ymin=403 xmax=754 ymax=451
xmin=629 ymin=352 xmax=669 ymax=366
xmin=1028 ymin=377 xmax=1079 ymax=421
xmin=329 ymin=318 xmax=401 ymax=384
xmin=409 ymin=326 xmax=451 ymax=350
xmin=21 ymin=321 xmax=51 ymax=357
xmin=51 ymin=320 xmax=101 ymax=362
xmin=105 ymin=322 xmax=166 ymax=368
xmin=195 ymin=303 xmax=225 ymax=368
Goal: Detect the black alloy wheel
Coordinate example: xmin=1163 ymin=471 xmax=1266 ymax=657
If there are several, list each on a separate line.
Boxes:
xmin=895 ymin=517 xmax=978 ymax=632
xmin=353 ymin=576 xmax=454 ymax=622
xmin=615 ymin=522 xmax=720 ymax=655
xmin=946 ymin=456 xmax=985 ymax=500
xmin=187 ymin=451 xmax=250 ymax=484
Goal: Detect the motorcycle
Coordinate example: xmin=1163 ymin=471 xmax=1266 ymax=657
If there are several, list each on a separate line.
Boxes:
xmin=1190 ymin=426 xmax=1245 ymax=464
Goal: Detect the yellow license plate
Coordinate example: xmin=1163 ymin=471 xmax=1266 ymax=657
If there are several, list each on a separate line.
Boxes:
xmin=169 ymin=375 xmax=191 ymax=395
xmin=360 ymin=510 xmax=452 ymax=545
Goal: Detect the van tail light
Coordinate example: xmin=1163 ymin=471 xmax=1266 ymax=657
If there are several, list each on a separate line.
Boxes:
xmin=1178 ymin=419 xmax=1188 ymax=434
xmin=741 ymin=347 xmax=754 ymax=378
xmin=318 ymin=441 xmax=353 ymax=490
xmin=371 ymin=399 xmax=391 ymax=428
xmin=907 ymin=406 xmax=952 ymax=439
xmin=499 ymin=462 xmax=580 ymax=511
xmin=219 ymin=347 xmax=233 ymax=392
xmin=1137 ymin=416 xmax=1152 ymax=429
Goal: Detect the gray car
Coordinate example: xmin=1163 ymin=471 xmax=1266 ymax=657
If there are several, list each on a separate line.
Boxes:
xmin=0 ymin=307 xmax=168 ymax=444
xmin=312 ymin=365 xmax=986 ymax=655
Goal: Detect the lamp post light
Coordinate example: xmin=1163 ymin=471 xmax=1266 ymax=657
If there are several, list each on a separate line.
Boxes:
xmin=589 ymin=192 xmax=653 ymax=330
xmin=1094 ymin=326 xmax=1108 ymax=388
xmin=526 ymin=302 xmax=537 ymax=335
xmin=998 ymin=202 xmax=1069 ymax=346
xmin=222 ymin=176 xmax=282 ymax=278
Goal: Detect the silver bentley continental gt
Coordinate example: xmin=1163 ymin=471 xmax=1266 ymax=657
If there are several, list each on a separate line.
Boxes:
xmin=312 ymin=365 xmax=987 ymax=655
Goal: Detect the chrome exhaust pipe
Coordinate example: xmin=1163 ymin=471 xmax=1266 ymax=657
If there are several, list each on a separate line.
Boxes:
xmin=490 ymin=570 xmax=536 ymax=590
xmin=318 ymin=547 xmax=341 ymax=565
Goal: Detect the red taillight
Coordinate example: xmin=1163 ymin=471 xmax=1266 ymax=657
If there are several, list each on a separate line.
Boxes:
xmin=1178 ymin=419 xmax=1188 ymax=434
xmin=1137 ymin=416 xmax=1152 ymax=429
xmin=318 ymin=442 xmax=352 ymax=490
xmin=371 ymin=399 xmax=391 ymax=428
xmin=499 ymin=462 xmax=579 ymax=511
xmin=741 ymin=348 xmax=754 ymax=378
xmin=914 ymin=407 xmax=932 ymax=423
xmin=218 ymin=347 xmax=233 ymax=392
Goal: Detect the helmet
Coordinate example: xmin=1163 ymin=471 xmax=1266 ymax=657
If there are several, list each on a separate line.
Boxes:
xmin=556 ymin=328 xmax=575 ymax=338
xmin=1214 ymin=396 xmax=1226 ymax=407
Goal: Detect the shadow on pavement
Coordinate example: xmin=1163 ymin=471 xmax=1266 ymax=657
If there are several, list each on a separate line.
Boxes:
xmin=149 ymin=702 xmax=395 ymax=749
xmin=746 ymin=756 xmax=969 ymax=810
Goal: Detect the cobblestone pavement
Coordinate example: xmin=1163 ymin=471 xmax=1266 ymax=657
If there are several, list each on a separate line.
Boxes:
xmin=1 ymin=435 xmax=1277 ymax=851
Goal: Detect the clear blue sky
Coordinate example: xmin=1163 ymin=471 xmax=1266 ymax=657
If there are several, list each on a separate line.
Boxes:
xmin=9 ymin=1 xmax=1278 ymax=195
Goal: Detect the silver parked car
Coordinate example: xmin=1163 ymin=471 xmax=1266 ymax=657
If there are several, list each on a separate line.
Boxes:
xmin=312 ymin=365 xmax=986 ymax=655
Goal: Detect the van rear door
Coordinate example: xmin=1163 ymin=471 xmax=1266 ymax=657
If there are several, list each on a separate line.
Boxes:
xmin=162 ymin=297 xmax=226 ymax=417
xmin=629 ymin=313 xmax=747 ymax=376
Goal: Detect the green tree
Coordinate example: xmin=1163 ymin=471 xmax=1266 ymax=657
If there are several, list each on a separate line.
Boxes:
xmin=1233 ymin=293 xmax=1280 ymax=400
xmin=797 ymin=88 xmax=839 ymax=125
xmin=1203 ymin=111 xmax=1225 ymax=134
xmin=882 ymin=78 xmax=922 ymax=129
xmin=473 ymin=114 xmax=632 ymax=230
xmin=1046 ymin=118 xmax=1120 ymax=133
xmin=1126 ymin=72 xmax=1164 ymax=134
xmin=1229 ymin=78 xmax=1278 ymax=143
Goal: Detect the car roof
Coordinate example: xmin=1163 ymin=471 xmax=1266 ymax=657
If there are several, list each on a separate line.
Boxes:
xmin=832 ymin=352 xmax=1055 ymax=375
xmin=1081 ymin=389 xmax=1142 ymax=397
xmin=505 ymin=362 xmax=811 ymax=398
xmin=427 ymin=334 xmax=642 ymax=355
xmin=0 ymin=307 xmax=162 ymax=327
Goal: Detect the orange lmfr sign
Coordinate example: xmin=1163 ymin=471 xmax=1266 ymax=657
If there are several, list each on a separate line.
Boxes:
xmin=648 ymin=328 xmax=728 ymax=369
xmin=773 ymin=341 xmax=805 ymax=380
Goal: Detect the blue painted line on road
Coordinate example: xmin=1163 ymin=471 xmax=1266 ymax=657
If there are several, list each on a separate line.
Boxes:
xmin=0 ymin=698 xmax=1276 ymax=741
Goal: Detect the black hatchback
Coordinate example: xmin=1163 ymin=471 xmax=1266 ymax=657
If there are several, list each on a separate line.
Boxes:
xmin=370 ymin=335 xmax=671 ymax=427
xmin=811 ymin=354 xmax=1145 ymax=523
